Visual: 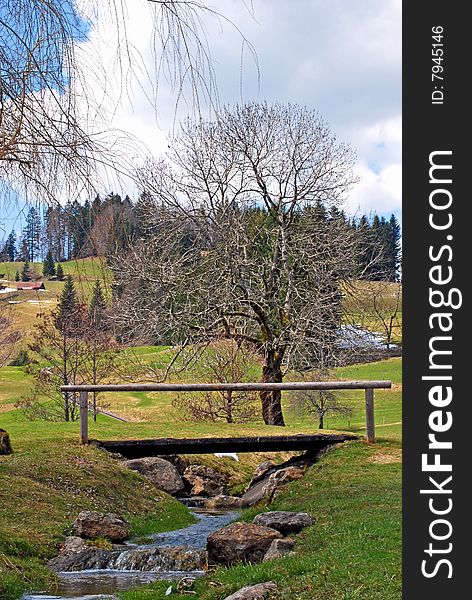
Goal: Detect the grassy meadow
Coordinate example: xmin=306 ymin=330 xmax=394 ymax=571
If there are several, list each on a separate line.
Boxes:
xmin=0 ymin=356 xmax=401 ymax=599
xmin=1 ymin=257 xmax=402 ymax=599
xmin=0 ymin=258 xmax=111 ymax=347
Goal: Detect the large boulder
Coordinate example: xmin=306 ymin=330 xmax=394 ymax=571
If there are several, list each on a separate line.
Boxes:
xmin=262 ymin=537 xmax=295 ymax=561
xmin=203 ymin=495 xmax=247 ymax=510
xmin=48 ymin=547 xmax=117 ymax=572
xmin=59 ymin=536 xmax=89 ymax=555
xmin=242 ymin=466 xmax=305 ymax=506
xmin=0 ymin=429 xmax=12 ymax=455
xmin=183 ymin=465 xmax=228 ymax=497
xmin=73 ymin=511 xmax=130 ymax=542
xmin=110 ymin=546 xmax=207 ymax=572
xmin=246 ymin=462 xmax=275 ymax=489
xmin=223 ymin=581 xmax=278 ymax=600
xmin=123 ymin=457 xmax=185 ymax=496
xmin=207 ymin=522 xmax=282 ymax=566
xmin=253 ymin=511 xmax=314 ymax=536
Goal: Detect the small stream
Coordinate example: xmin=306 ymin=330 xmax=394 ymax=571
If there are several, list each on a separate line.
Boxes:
xmin=23 ymin=508 xmax=239 ymax=600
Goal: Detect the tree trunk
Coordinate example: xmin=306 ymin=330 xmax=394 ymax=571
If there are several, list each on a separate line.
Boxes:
xmin=260 ymin=362 xmax=285 ymax=426
xmin=319 ymin=415 xmax=324 ymax=429
xmin=225 ymin=390 xmax=233 ymax=423
xmin=93 ymin=391 xmax=97 ymax=422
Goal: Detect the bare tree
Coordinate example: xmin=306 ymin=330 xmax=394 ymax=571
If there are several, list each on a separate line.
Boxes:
xmin=0 ymin=1 xmax=256 ymax=203
xmin=289 ymin=371 xmax=352 ymax=430
xmin=345 ymin=280 xmax=402 ymax=352
xmin=172 ymin=339 xmax=261 ymax=423
xmin=111 ymin=102 xmax=360 ymax=426
xmin=21 ymin=309 xmax=89 ymax=421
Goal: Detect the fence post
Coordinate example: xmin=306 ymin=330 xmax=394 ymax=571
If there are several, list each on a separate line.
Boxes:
xmin=79 ymin=391 xmax=89 ymax=445
xmin=365 ymin=388 xmax=375 ymax=443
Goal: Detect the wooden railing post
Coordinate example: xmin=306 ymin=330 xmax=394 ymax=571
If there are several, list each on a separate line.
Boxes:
xmin=365 ymin=388 xmax=375 ymax=443
xmin=79 ymin=391 xmax=89 ymax=445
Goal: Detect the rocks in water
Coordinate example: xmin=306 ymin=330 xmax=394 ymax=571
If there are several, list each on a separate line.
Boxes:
xmin=49 ymin=543 xmax=207 ymax=573
xmin=253 ymin=511 xmax=314 ymax=536
xmin=59 ymin=536 xmax=89 ymax=554
xmin=203 ymin=495 xmax=247 ymax=510
xmin=262 ymin=538 xmax=295 ymax=561
xmin=0 ymin=429 xmax=12 ymax=455
xmin=73 ymin=511 xmax=130 ymax=542
xmin=111 ymin=546 xmax=207 ymax=572
xmin=247 ymin=462 xmax=275 ymax=488
xmin=242 ymin=466 xmax=306 ymax=506
xmin=48 ymin=546 xmax=118 ymax=572
xmin=207 ymin=522 xmax=282 ymax=566
xmin=123 ymin=457 xmax=185 ymax=496
xmin=183 ymin=465 xmax=228 ymax=497
xmin=223 ymin=581 xmax=278 ymax=600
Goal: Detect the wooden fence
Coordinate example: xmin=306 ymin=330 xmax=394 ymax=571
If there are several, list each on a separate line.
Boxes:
xmin=60 ymin=380 xmax=392 ymax=446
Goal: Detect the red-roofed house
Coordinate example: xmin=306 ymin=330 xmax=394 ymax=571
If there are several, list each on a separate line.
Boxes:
xmin=17 ymin=281 xmax=46 ymax=291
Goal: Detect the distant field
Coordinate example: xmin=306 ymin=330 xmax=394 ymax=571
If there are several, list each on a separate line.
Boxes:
xmin=0 ymin=257 xmax=111 ymax=349
xmin=2 ymin=262 xmax=401 ymax=362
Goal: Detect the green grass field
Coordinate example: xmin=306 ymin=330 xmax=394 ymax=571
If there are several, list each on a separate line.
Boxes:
xmin=0 ymin=355 xmax=401 ymax=599
xmin=1 ymin=259 xmax=402 ymax=600
xmin=0 ymin=258 xmax=111 ymax=350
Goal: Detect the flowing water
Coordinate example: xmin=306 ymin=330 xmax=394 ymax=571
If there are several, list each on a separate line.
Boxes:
xmin=23 ymin=508 xmax=239 ymax=600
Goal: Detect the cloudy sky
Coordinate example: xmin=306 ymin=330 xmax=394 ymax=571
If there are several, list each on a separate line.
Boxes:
xmin=1 ymin=0 xmax=401 ymax=233
xmin=93 ymin=0 xmax=401 ymax=220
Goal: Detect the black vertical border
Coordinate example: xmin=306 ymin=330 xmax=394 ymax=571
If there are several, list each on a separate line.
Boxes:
xmin=403 ymin=2 xmax=468 ymax=598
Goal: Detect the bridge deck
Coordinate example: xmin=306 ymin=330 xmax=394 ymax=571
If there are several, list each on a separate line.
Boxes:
xmin=92 ymin=433 xmax=357 ymax=458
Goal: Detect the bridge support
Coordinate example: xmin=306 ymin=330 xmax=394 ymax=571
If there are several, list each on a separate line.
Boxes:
xmin=80 ymin=391 xmax=89 ymax=445
xmin=365 ymin=388 xmax=375 ymax=443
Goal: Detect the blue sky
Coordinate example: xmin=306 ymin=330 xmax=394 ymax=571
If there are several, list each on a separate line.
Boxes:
xmin=1 ymin=0 xmax=401 ymax=238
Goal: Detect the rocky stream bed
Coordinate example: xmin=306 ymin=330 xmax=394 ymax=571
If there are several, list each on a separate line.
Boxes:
xmin=21 ymin=451 xmax=322 ymax=600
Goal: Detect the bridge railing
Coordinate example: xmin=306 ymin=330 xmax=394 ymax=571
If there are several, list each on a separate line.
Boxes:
xmin=60 ymin=380 xmax=392 ymax=445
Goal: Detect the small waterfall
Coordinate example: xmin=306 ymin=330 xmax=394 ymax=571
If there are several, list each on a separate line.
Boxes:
xmin=23 ymin=509 xmax=239 ymax=600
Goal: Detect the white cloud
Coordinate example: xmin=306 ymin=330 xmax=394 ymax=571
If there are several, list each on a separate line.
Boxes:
xmin=72 ymin=0 xmax=402 ymax=217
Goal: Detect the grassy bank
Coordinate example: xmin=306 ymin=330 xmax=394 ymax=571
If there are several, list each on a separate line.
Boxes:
xmin=0 ymin=437 xmax=194 ymax=600
xmin=0 ymin=357 xmax=401 ymax=599
xmin=118 ymin=439 xmax=401 ymax=600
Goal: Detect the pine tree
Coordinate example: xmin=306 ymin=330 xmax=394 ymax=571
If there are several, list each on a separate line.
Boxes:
xmin=55 ymin=275 xmax=79 ymax=333
xmin=4 ymin=231 xmax=16 ymax=261
xmin=56 ymin=263 xmax=65 ymax=281
xmin=17 ymin=237 xmax=30 ymax=262
xmin=14 ymin=270 xmax=20 ymax=282
xmin=43 ymin=250 xmax=56 ymax=278
xmin=21 ymin=261 xmax=31 ymax=281
xmin=89 ymin=280 xmax=107 ymax=330
xmin=386 ymin=214 xmax=401 ymax=281
xmin=23 ymin=206 xmax=42 ymax=262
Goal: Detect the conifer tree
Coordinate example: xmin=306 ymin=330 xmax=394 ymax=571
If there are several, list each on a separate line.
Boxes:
xmin=4 ymin=231 xmax=16 ymax=261
xmin=14 ymin=270 xmax=20 ymax=282
xmin=43 ymin=250 xmax=56 ymax=278
xmin=386 ymin=214 xmax=401 ymax=281
xmin=21 ymin=261 xmax=30 ymax=282
xmin=89 ymin=280 xmax=107 ymax=330
xmin=55 ymin=275 xmax=80 ymax=334
xmin=23 ymin=207 xmax=42 ymax=262
xmin=56 ymin=263 xmax=65 ymax=281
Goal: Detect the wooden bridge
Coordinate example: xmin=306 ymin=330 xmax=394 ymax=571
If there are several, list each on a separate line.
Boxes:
xmin=61 ymin=380 xmax=392 ymax=450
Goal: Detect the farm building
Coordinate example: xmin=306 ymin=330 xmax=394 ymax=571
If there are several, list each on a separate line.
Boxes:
xmin=16 ymin=281 xmax=46 ymax=291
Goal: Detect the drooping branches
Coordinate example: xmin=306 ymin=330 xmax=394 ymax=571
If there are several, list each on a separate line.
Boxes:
xmin=0 ymin=1 xmax=256 ymax=203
